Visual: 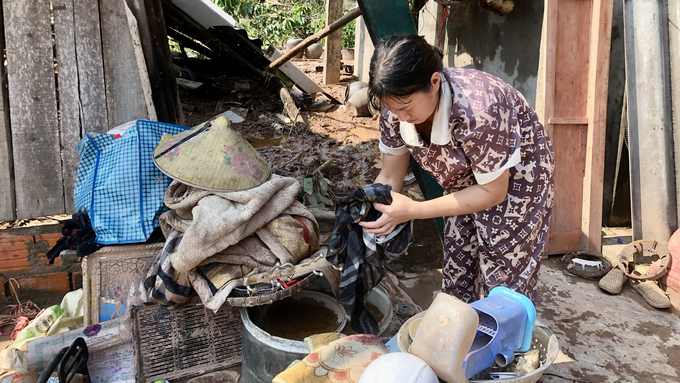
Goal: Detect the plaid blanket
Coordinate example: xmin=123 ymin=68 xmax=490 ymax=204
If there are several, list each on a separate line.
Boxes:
xmin=326 ymin=184 xmax=412 ymax=334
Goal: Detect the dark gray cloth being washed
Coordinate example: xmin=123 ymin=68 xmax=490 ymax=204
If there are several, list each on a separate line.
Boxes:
xmin=327 ymin=183 xmax=412 ymax=334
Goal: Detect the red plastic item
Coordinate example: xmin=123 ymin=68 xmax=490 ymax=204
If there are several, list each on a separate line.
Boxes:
xmin=278 ymin=278 xmax=303 ymax=289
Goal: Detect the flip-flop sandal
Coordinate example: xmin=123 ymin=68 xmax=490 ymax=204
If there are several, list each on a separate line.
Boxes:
xmin=598 ymin=267 xmax=627 ymax=294
xmin=630 ymin=279 xmax=671 ymax=309
xmin=562 ymin=251 xmax=612 ymax=279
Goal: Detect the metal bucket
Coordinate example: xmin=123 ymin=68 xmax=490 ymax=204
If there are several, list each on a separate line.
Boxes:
xmin=364 ymin=285 xmax=394 ymax=336
xmin=397 ymin=314 xmax=559 ymax=383
xmin=240 ymin=291 xmax=347 ymax=383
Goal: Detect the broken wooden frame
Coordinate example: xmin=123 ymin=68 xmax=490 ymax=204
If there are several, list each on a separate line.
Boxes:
xmin=82 ymin=243 xmax=162 ymax=326
xmin=162 ymin=0 xmax=305 ymax=124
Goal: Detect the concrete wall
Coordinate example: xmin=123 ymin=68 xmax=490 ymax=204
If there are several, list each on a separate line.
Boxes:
xmin=356 ymin=1 xmax=544 ymax=109
xmin=432 ymin=1 xmax=544 ymax=107
xmin=354 ymin=15 xmax=374 ymax=84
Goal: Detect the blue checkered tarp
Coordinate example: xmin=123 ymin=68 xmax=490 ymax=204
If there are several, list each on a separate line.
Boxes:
xmin=74 ymin=120 xmax=189 ymax=244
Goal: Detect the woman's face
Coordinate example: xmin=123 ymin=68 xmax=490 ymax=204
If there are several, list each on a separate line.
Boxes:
xmin=381 ymin=72 xmax=441 ymax=125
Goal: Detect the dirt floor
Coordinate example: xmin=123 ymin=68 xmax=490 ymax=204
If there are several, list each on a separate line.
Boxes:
xmin=177 ymin=59 xmax=424 ymax=201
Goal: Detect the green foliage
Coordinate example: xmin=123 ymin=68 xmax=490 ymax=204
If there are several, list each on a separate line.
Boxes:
xmin=212 ymin=0 xmax=325 ymax=47
xmin=341 ymin=10 xmax=355 ymax=49
xmin=212 ymin=0 xmax=356 ymax=48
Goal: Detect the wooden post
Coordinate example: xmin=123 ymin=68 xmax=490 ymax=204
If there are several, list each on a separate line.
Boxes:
xmin=3 ymin=0 xmax=64 ymax=218
xmin=323 ymin=0 xmax=343 ymax=85
xmin=582 ymin=0 xmax=614 ymax=251
xmin=0 ymin=3 xmax=14 ymax=221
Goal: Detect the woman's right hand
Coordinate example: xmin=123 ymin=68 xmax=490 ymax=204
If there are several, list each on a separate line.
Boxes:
xmin=360 ymin=190 xmax=417 ymax=236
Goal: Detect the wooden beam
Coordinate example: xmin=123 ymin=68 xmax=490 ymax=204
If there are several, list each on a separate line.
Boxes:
xmin=0 ymin=3 xmax=14 ymax=221
xmin=323 ymin=0 xmax=343 ymax=85
xmin=3 ymin=0 xmax=64 ymax=218
xmin=582 ymin=0 xmax=614 ymax=252
xmin=267 ymin=7 xmax=361 ymax=71
xmin=264 ymin=46 xmax=340 ymax=103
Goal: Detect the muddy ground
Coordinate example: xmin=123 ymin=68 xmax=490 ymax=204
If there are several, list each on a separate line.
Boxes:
xmin=178 ymin=59 xmax=424 ymax=201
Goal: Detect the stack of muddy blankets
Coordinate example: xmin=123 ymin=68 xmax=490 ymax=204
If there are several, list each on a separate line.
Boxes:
xmin=144 ymin=117 xmax=323 ymax=312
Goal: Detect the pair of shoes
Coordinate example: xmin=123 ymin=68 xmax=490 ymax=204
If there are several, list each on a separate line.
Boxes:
xmin=630 ymin=279 xmax=672 ymax=309
xmin=598 ymin=268 xmax=627 ymax=294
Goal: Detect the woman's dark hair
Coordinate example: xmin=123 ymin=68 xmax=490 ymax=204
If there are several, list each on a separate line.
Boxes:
xmin=368 ymin=34 xmax=444 ymax=111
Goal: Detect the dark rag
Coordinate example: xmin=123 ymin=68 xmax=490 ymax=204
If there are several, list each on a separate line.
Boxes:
xmin=46 ymin=213 xmax=103 ymax=263
xmin=327 ymin=183 xmax=411 ymax=334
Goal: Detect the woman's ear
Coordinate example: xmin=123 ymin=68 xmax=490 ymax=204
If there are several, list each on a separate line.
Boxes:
xmin=430 ymin=72 xmax=441 ymax=91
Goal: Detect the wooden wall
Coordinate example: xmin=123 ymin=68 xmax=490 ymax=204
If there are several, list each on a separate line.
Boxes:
xmin=0 ymin=0 xmax=179 ymax=221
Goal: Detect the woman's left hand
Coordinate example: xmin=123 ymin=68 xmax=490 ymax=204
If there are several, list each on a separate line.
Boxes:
xmin=359 ymin=191 xmax=418 ymax=236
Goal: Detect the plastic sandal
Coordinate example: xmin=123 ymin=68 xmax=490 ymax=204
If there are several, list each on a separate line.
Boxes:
xmin=630 ymin=280 xmax=671 ymax=309
xmin=598 ymin=268 xmax=627 ymax=294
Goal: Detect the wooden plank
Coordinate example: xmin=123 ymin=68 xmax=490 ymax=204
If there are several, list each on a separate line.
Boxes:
xmin=323 ymin=0 xmax=343 ymax=85
xmin=176 ymin=78 xmax=204 ymax=90
xmin=536 ymin=0 xmax=557 ymax=138
xmin=582 ymin=0 xmax=614 ymax=252
xmin=548 ymin=124 xmax=588 ymax=254
xmin=8 ymin=272 xmax=72 ymax=296
xmin=3 ymin=0 xmax=64 ymax=219
xmin=99 ymin=0 xmax=156 ymax=129
xmin=553 ymin=0 xmax=590 ymax=120
xmin=0 ymin=3 xmax=15 ymax=221
xmin=124 ymin=1 xmax=158 ymax=122
xmin=74 ymin=0 xmax=108 ymax=134
xmin=53 ymin=0 xmax=108 ymax=213
xmin=53 ymin=0 xmax=82 ymax=214
xmin=264 ymin=46 xmax=325 ymax=96
xmin=53 ymin=0 xmax=108 ymax=212
xmin=547 ymin=230 xmax=583 ymax=255
xmin=548 ymin=118 xmax=588 ymax=125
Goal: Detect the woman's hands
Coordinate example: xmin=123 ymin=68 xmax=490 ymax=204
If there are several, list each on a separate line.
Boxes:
xmin=359 ymin=191 xmax=418 ymax=236
xmin=359 ymin=168 xmax=511 ymax=237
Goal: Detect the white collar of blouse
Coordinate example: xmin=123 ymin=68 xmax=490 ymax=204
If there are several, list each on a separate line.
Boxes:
xmin=399 ymin=73 xmax=452 ymax=147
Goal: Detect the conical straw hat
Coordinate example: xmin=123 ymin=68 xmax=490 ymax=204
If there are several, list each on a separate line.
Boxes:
xmin=153 ymin=116 xmax=270 ymax=191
